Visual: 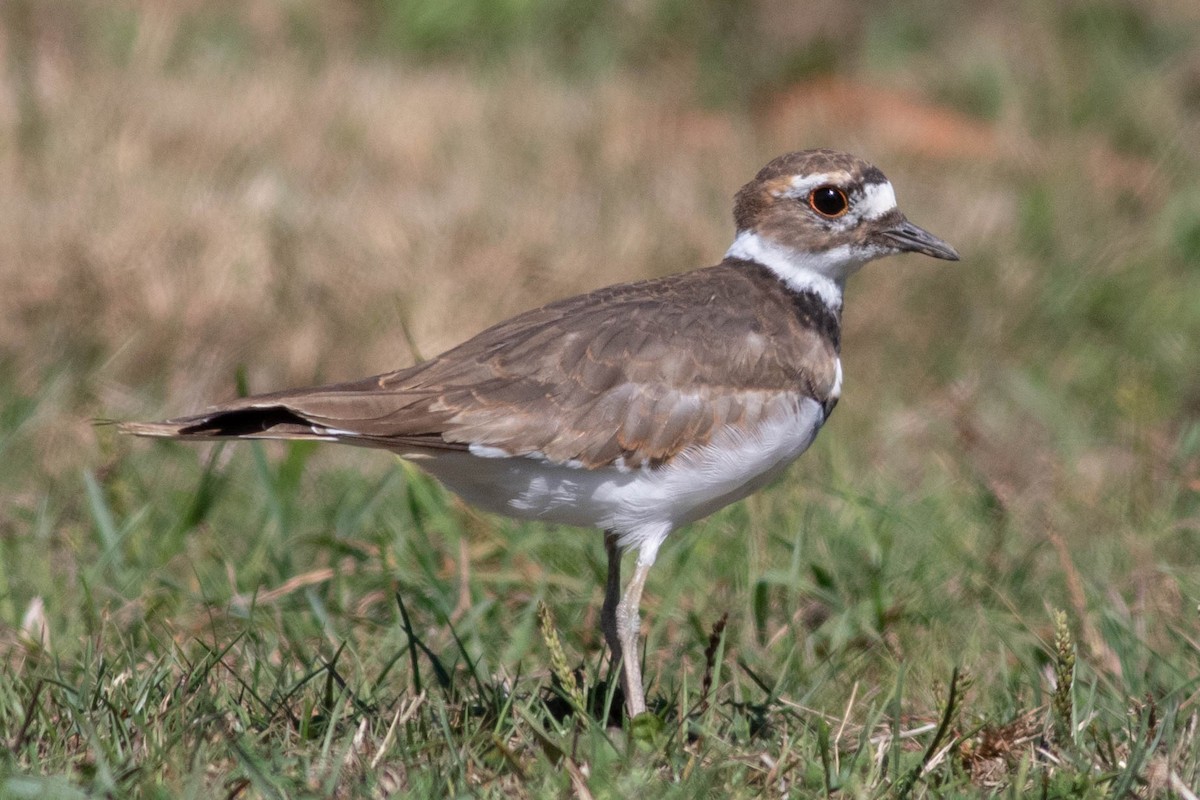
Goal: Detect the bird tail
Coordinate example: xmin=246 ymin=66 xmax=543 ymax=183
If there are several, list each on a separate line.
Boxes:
xmin=116 ymin=404 xmax=340 ymax=442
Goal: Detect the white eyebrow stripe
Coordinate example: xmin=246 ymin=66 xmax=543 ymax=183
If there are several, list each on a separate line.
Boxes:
xmin=859 ymin=181 xmax=897 ymax=219
xmin=781 ymin=172 xmax=850 ymax=198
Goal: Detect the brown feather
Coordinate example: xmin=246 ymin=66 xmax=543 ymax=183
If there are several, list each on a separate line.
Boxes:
xmin=121 ymin=261 xmax=841 ymax=470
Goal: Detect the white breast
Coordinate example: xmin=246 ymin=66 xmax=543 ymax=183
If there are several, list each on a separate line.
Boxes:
xmin=412 ymin=396 xmax=828 ymax=558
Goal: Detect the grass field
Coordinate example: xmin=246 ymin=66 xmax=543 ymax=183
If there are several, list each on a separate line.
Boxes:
xmin=2 ymin=1 xmax=1199 ymax=796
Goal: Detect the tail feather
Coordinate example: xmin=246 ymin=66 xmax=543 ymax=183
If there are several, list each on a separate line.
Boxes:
xmin=117 ymin=406 xmax=337 ymax=441
xmin=115 ymin=403 xmax=466 ymax=455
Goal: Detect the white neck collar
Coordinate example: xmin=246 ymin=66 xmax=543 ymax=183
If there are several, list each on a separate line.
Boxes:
xmin=724 ymin=230 xmax=847 ymax=311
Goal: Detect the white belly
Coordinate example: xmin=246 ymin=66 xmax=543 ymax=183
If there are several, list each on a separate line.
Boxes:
xmin=412 ymin=396 xmax=828 ymax=554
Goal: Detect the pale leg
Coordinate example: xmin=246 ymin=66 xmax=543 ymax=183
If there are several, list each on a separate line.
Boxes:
xmin=601 ymin=532 xmax=659 ymax=717
xmin=615 ymin=558 xmax=652 ymax=716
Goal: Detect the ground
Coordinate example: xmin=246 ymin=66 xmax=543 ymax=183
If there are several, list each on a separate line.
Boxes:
xmin=1 ymin=1 xmax=1199 ymax=797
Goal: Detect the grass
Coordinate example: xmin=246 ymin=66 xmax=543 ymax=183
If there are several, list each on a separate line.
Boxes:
xmin=2 ymin=1 xmax=1200 ymax=796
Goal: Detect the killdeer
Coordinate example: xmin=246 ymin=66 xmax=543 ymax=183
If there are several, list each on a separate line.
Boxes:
xmin=121 ymin=149 xmax=958 ymax=718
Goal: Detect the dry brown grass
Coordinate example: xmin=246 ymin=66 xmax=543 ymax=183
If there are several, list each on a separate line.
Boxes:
xmin=0 ymin=5 xmax=1021 ymax=480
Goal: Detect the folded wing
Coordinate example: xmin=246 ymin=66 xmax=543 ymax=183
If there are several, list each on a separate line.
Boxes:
xmin=121 ymin=265 xmax=840 ymax=470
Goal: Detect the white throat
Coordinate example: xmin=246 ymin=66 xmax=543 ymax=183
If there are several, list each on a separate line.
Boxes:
xmin=725 ymin=231 xmax=858 ymax=310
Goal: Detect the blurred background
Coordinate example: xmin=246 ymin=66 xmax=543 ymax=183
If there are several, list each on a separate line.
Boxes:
xmin=1 ymin=0 xmax=1200 ymax=785
xmin=3 ymin=0 xmax=1198 ymax=474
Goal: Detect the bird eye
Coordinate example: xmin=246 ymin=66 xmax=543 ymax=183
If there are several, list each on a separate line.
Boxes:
xmin=808 ymin=186 xmax=849 ymax=218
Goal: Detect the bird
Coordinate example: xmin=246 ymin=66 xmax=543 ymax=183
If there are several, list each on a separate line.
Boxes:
xmin=120 ymin=149 xmax=959 ymax=719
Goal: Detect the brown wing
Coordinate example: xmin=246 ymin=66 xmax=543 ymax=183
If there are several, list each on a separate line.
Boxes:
xmin=121 ymin=262 xmax=841 ymax=469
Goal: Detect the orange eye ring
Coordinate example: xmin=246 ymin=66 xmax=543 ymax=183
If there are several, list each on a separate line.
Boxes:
xmin=808 ymin=186 xmax=849 ymax=218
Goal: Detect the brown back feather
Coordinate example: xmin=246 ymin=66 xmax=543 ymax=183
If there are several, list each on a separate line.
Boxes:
xmin=133 ymin=262 xmax=841 ymax=469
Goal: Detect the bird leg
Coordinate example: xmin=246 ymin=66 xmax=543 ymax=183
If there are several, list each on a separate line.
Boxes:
xmin=600 ymin=532 xmax=626 ymax=703
xmin=601 ymin=532 xmax=649 ymax=717
xmin=616 ymin=557 xmax=651 ymax=716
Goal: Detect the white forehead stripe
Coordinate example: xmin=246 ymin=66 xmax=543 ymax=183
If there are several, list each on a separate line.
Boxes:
xmin=859 ymin=181 xmax=897 ymax=219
